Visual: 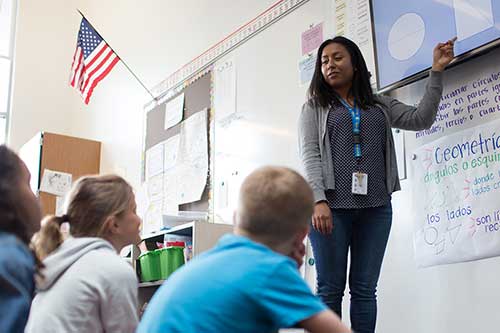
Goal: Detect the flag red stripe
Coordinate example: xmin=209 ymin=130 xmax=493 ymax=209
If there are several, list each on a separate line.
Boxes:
xmin=69 ymin=47 xmax=79 ymax=86
xmin=83 ymin=56 xmax=119 ymax=104
xmin=80 ymin=48 xmax=114 ymax=93
xmin=75 ymin=60 xmax=84 ymax=89
xmin=70 ymin=48 xmax=83 ymax=87
xmin=83 ymin=55 xmax=118 ymax=99
xmin=84 ymin=42 xmax=109 ymax=69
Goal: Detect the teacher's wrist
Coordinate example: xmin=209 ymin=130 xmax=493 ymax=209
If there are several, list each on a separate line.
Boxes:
xmin=431 ymin=63 xmax=445 ymax=72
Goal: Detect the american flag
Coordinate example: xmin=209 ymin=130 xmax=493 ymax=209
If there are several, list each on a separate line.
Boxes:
xmin=69 ymin=18 xmax=119 ymax=104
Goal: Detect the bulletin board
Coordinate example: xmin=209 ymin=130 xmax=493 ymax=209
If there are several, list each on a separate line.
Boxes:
xmin=143 ymin=72 xmax=212 ymax=221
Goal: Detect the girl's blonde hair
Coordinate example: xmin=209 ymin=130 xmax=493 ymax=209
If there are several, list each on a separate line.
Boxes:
xmin=34 ymin=175 xmax=134 ymax=259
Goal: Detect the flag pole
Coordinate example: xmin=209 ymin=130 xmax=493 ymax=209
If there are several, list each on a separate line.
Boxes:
xmin=76 ymin=9 xmax=157 ymax=102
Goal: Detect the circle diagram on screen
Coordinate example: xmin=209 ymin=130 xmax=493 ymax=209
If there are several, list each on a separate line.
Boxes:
xmin=388 ymin=13 xmax=425 ymax=61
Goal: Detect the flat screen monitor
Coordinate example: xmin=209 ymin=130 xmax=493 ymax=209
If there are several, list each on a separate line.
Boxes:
xmin=370 ymin=0 xmax=500 ymax=91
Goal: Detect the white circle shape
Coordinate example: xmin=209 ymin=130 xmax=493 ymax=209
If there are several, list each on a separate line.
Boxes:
xmin=388 ymin=13 xmax=425 ymax=61
xmin=424 ymin=227 xmax=439 ymax=245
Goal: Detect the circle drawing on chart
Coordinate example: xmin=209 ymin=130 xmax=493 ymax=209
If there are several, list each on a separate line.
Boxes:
xmin=424 ymin=227 xmax=439 ymax=245
xmin=388 ymin=13 xmax=425 ymax=61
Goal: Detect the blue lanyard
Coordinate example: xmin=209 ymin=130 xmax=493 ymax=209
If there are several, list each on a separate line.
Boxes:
xmin=339 ymin=98 xmax=361 ymax=158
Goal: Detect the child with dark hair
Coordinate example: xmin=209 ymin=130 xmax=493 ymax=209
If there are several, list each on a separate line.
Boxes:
xmin=0 ymin=145 xmax=42 ymax=333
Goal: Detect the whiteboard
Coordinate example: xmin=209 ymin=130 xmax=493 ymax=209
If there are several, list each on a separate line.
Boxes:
xmin=212 ymin=0 xmax=330 ymax=225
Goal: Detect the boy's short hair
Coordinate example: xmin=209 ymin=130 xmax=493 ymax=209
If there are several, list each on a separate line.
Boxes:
xmin=236 ymin=166 xmax=314 ymax=245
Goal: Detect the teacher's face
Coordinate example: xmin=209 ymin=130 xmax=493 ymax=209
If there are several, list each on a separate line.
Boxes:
xmin=321 ymin=43 xmax=354 ymax=90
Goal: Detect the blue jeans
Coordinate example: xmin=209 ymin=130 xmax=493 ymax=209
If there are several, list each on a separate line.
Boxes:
xmin=309 ymin=203 xmax=392 ymax=333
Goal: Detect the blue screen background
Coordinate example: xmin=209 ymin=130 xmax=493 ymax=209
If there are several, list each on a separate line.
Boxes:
xmin=371 ymin=0 xmax=500 ymax=89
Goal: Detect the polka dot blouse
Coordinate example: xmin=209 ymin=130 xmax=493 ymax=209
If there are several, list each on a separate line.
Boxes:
xmin=325 ymin=103 xmax=391 ymax=209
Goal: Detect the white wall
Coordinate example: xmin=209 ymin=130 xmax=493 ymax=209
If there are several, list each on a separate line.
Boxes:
xmin=9 ymin=0 xmax=79 ymax=150
xmin=10 ymin=0 xmax=277 ymax=188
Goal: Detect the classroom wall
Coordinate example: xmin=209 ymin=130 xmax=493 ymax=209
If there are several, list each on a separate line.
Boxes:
xmin=9 ymin=0 xmax=278 ymax=188
xmin=9 ymin=0 xmax=79 ymax=150
xmin=10 ymin=1 xmax=500 ymax=332
xmin=209 ymin=1 xmax=500 ymax=332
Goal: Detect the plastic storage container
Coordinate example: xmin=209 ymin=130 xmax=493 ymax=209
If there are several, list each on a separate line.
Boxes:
xmin=138 ymin=250 xmax=162 ymax=282
xmin=158 ymin=246 xmax=185 ymax=279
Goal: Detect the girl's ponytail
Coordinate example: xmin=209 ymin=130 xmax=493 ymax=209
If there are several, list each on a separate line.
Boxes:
xmin=33 ymin=215 xmax=67 ymax=260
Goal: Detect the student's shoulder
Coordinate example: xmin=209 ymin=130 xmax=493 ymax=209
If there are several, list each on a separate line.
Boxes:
xmin=0 ymin=234 xmax=34 ymax=286
xmin=0 ymin=233 xmax=34 ymax=268
xmin=247 ymin=250 xmax=298 ymax=283
xmin=81 ymin=248 xmax=136 ymax=282
xmin=229 ymin=239 xmax=293 ymax=267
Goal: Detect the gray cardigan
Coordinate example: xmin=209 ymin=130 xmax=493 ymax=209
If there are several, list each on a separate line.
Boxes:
xmin=298 ymin=71 xmax=443 ymax=203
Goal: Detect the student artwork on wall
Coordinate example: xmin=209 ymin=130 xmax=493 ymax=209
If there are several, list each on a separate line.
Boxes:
xmin=164 ymin=93 xmax=184 ymax=130
xmin=163 ymin=134 xmax=180 ymax=171
xmin=145 ymin=142 xmax=164 ymax=180
xmin=176 ymin=109 xmax=209 ymax=205
xmin=39 ymin=169 xmax=72 ymax=197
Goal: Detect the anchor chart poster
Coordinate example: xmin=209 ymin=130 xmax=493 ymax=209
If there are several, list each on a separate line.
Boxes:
xmin=411 ymin=118 xmax=500 ymax=267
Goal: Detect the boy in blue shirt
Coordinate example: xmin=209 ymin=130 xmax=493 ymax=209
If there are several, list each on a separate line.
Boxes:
xmin=138 ymin=166 xmax=350 ymax=333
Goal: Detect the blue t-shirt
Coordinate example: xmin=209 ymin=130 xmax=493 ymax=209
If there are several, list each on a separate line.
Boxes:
xmin=137 ymin=234 xmax=326 ymax=333
xmin=0 ymin=232 xmax=35 ymax=333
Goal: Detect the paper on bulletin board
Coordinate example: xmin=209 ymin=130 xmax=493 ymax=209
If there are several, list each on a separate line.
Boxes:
xmin=214 ymin=58 xmax=237 ymax=123
xmin=176 ymin=109 xmax=208 ymax=205
xmin=145 ymin=142 xmax=164 ymax=180
xmin=298 ymin=54 xmax=317 ymax=86
xmin=163 ymin=134 xmax=180 ymax=171
xmin=162 ymin=169 xmax=179 ymax=214
xmin=410 ymin=118 xmax=500 ymax=267
xmin=164 ymin=93 xmax=184 ymax=130
xmin=143 ymin=199 xmax=163 ymax=235
xmin=135 ymin=182 xmax=150 ymax=222
xmin=332 ymin=0 xmax=377 ymax=87
xmin=147 ymin=173 xmax=164 ymax=202
xmin=301 ymin=22 xmax=323 ymax=56
xmin=40 ymin=169 xmax=72 ymax=196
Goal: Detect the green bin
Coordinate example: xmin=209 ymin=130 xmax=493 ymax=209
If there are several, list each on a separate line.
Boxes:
xmin=158 ymin=246 xmax=185 ymax=279
xmin=138 ymin=250 xmax=162 ymax=282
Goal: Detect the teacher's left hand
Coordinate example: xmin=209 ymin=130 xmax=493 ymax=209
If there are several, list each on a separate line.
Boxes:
xmin=432 ymin=37 xmax=457 ymax=72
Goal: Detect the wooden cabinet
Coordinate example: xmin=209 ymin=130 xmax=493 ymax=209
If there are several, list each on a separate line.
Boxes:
xmin=19 ymin=131 xmax=101 ymax=216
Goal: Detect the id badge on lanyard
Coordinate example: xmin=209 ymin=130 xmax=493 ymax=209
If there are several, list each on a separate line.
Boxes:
xmin=339 ymin=98 xmax=368 ymax=195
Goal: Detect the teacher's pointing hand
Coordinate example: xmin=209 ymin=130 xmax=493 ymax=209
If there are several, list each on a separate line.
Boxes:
xmin=432 ymin=37 xmax=457 ymax=72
